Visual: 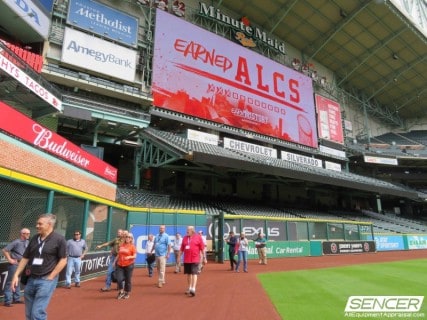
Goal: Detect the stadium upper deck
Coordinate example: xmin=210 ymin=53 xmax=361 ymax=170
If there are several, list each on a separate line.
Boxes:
xmin=0 ymin=0 xmax=426 ymax=216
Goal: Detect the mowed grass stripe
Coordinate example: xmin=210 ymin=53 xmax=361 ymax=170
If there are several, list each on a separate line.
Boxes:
xmin=258 ymin=258 xmax=427 ymax=320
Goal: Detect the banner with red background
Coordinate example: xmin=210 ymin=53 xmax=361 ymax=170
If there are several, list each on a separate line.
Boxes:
xmin=0 ymin=101 xmax=117 ymax=183
xmin=315 ymin=94 xmax=344 ymax=144
xmin=152 ymin=10 xmax=318 ymax=148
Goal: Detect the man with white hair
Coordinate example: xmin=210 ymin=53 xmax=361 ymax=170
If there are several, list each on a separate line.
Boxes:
xmin=181 ymin=226 xmax=207 ymax=297
xmin=2 ymin=228 xmax=31 ymax=306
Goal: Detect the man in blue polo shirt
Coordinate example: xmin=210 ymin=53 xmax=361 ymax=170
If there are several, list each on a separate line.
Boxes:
xmin=152 ymin=225 xmax=171 ymax=288
xmin=65 ymin=230 xmax=87 ymax=289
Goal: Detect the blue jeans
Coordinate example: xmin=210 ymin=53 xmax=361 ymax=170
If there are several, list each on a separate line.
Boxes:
xmin=24 ymin=276 xmax=58 ymax=320
xmin=147 ymin=261 xmax=154 ymax=276
xmin=65 ymin=257 xmax=82 ymax=285
xmin=4 ymin=263 xmax=21 ymax=304
xmin=105 ymin=255 xmax=116 ymax=288
xmin=236 ymin=250 xmax=248 ymax=272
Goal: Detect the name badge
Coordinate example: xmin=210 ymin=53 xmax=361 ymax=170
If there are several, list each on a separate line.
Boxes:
xmin=33 ymin=258 xmax=44 ymax=265
xmin=185 ymin=245 xmax=190 ymax=250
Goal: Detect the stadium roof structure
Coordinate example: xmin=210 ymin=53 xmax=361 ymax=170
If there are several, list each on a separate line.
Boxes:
xmin=216 ymin=0 xmax=427 ymax=129
xmin=139 ymin=127 xmax=420 ymax=200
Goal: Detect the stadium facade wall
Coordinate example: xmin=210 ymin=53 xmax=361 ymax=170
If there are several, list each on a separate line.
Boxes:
xmin=0 ymin=133 xmax=116 ymax=200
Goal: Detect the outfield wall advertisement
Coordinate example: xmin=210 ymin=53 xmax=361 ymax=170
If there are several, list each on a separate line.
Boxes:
xmin=130 ymin=224 xmax=207 ymax=265
xmin=407 ymin=235 xmax=427 ymax=249
xmin=374 ymin=235 xmax=405 ymax=251
xmin=0 ymin=252 xmax=110 ymax=297
xmin=152 ymin=9 xmax=318 ymax=148
xmin=323 ymin=241 xmax=376 ymax=255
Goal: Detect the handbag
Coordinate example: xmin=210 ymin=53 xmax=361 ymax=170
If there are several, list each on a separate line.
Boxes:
xmin=146 ymin=254 xmax=155 ymax=264
xmin=111 ymin=270 xmax=117 ymax=283
xmin=20 ymin=267 xmax=31 ymax=285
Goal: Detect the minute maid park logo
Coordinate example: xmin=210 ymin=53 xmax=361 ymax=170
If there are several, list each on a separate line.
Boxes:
xmin=198 ymin=2 xmax=286 ymax=55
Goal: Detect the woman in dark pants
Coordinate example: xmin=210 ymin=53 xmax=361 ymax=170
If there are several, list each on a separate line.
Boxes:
xmin=115 ymin=233 xmax=137 ymax=299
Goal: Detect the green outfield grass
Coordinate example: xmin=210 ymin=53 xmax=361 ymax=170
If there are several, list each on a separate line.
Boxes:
xmin=258 ymin=259 xmax=427 ymax=320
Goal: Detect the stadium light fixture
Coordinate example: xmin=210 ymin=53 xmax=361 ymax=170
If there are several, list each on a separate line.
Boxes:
xmin=121 ymin=139 xmax=142 ymax=147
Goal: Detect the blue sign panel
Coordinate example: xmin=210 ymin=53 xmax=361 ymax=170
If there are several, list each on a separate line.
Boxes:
xmin=67 ymin=0 xmax=138 ymax=47
xmin=38 ymin=0 xmax=55 ymax=12
xmin=374 ymin=235 xmax=405 ymax=251
xmin=131 ymin=225 xmax=206 ymax=265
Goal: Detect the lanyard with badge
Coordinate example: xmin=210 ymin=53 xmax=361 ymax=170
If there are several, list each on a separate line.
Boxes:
xmin=33 ymin=236 xmax=47 ymax=266
xmin=185 ymin=236 xmax=191 ymax=250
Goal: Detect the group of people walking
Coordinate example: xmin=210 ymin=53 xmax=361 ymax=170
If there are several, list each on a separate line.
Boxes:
xmin=96 ymin=225 xmax=207 ymax=298
xmin=226 ymin=231 xmax=268 ymax=272
xmin=2 ymin=217 xmax=267 ymax=320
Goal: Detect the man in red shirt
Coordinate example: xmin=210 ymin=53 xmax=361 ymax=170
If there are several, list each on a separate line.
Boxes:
xmin=180 ymin=226 xmax=207 ymax=297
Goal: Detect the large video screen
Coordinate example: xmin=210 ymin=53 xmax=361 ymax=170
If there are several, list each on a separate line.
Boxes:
xmin=152 ymin=10 xmax=318 ymax=148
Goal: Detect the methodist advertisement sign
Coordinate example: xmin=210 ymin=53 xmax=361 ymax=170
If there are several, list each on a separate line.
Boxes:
xmin=67 ymin=0 xmax=138 ymax=48
xmin=3 ymin=0 xmax=51 ymax=39
xmin=315 ymin=94 xmax=344 ymax=144
xmin=0 ymin=101 xmax=118 ymax=182
xmin=152 ymin=9 xmax=318 ymax=148
xmin=62 ymin=27 xmax=137 ymax=82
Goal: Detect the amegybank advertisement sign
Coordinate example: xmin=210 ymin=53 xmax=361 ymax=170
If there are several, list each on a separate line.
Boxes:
xmin=67 ymin=0 xmax=138 ymax=47
xmin=152 ymin=9 xmax=318 ymax=148
xmin=61 ymin=27 xmax=136 ymax=82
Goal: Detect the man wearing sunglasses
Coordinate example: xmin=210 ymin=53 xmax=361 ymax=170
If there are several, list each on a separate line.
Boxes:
xmin=65 ymin=231 xmax=87 ymax=289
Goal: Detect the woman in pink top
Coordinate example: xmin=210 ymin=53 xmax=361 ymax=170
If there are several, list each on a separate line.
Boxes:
xmin=115 ymin=233 xmax=137 ymax=299
xmin=180 ymin=226 xmax=207 ymax=297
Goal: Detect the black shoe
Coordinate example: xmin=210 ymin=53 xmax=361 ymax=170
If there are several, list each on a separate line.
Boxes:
xmin=12 ymin=301 xmax=24 ymax=304
xmin=189 ymin=290 xmax=196 ymax=297
xmin=75 ymin=282 xmax=80 ymax=288
xmin=4 ymin=303 xmax=12 ymax=307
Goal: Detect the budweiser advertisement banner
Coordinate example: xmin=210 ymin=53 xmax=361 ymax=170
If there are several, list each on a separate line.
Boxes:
xmin=0 ymin=101 xmax=117 ymax=182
